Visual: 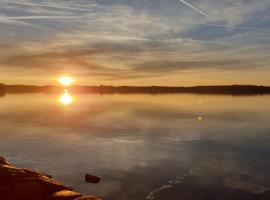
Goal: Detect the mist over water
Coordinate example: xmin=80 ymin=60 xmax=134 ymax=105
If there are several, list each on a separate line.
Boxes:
xmin=0 ymin=93 xmax=270 ymax=199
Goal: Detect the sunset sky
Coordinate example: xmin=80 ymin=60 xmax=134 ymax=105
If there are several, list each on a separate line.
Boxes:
xmin=0 ymin=0 xmax=270 ymax=86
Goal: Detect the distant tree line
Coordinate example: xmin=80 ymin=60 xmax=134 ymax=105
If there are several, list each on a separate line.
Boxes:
xmin=0 ymin=83 xmax=5 ymax=95
xmin=1 ymin=84 xmax=270 ymax=95
xmin=70 ymin=85 xmax=270 ymax=95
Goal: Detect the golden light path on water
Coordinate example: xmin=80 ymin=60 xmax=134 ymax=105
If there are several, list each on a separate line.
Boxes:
xmin=59 ymin=90 xmax=73 ymax=105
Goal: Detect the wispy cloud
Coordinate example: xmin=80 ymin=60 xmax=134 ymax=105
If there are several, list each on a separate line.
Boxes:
xmin=0 ymin=0 xmax=270 ymax=85
xmin=0 ymin=15 xmax=80 ymax=20
xmin=177 ymin=0 xmax=270 ymax=33
xmin=0 ymin=0 xmax=97 ymax=13
xmin=178 ymin=21 xmax=270 ymax=33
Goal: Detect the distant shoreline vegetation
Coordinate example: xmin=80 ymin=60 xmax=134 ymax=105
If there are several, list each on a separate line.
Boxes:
xmin=1 ymin=84 xmax=270 ymax=95
xmin=0 ymin=83 xmax=5 ymax=96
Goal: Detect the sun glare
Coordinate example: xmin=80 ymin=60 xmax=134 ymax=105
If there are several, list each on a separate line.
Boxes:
xmin=60 ymin=90 xmax=73 ymax=105
xmin=58 ymin=76 xmax=74 ymax=87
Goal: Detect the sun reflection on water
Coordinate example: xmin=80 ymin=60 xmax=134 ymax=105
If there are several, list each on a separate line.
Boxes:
xmin=59 ymin=90 xmax=73 ymax=105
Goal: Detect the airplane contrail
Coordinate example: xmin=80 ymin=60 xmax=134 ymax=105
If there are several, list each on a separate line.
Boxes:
xmin=1 ymin=0 xmax=269 ymax=33
xmin=179 ymin=0 xmax=209 ymax=17
xmin=177 ymin=1 xmax=270 ymax=32
xmin=0 ymin=16 xmax=80 ymax=20
xmin=0 ymin=0 xmax=97 ymax=13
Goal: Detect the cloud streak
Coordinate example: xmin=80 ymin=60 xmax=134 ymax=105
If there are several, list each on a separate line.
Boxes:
xmin=177 ymin=0 xmax=270 ymax=33
xmin=1 ymin=0 xmax=269 ymax=33
xmin=179 ymin=0 xmax=209 ymax=17
xmin=178 ymin=21 xmax=270 ymax=33
xmin=0 ymin=0 xmax=270 ymax=85
xmin=0 ymin=15 xmax=80 ymax=20
xmin=0 ymin=0 xmax=97 ymax=13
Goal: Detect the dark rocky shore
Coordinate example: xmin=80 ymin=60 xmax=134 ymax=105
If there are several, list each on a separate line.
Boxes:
xmin=0 ymin=157 xmax=102 ymax=200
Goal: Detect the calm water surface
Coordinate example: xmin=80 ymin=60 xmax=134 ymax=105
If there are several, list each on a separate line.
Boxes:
xmin=0 ymin=93 xmax=270 ymax=199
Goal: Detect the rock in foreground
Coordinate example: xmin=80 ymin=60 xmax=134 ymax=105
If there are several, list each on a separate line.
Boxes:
xmin=0 ymin=157 xmax=102 ymax=200
xmin=85 ymin=174 xmax=101 ymax=184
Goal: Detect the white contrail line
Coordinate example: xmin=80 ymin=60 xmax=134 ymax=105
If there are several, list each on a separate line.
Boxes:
xmin=178 ymin=1 xmax=270 ymax=33
xmin=179 ymin=0 xmax=209 ymax=17
xmin=1 ymin=0 xmax=268 ymax=33
xmin=178 ymin=0 xmax=240 ymax=35
xmin=0 ymin=15 xmax=80 ymax=20
xmin=0 ymin=0 xmax=97 ymax=13
xmin=177 ymin=0 xmax=269 ymax=33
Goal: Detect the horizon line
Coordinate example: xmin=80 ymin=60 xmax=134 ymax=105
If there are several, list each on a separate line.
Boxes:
xmin=1 ymin=84 xmax=270 ymax=87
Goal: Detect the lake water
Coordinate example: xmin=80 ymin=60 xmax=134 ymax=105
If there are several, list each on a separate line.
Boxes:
xmin=0 ymin=93 xmax=270 ymax=199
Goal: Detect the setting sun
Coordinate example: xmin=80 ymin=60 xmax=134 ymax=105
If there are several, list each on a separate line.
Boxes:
xmin=58 ymin=76 xmax=74 ymax=87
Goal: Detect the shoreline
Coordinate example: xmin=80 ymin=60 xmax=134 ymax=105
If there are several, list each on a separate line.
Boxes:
xmin=1 ymin=85 xmax=270 ymax=95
